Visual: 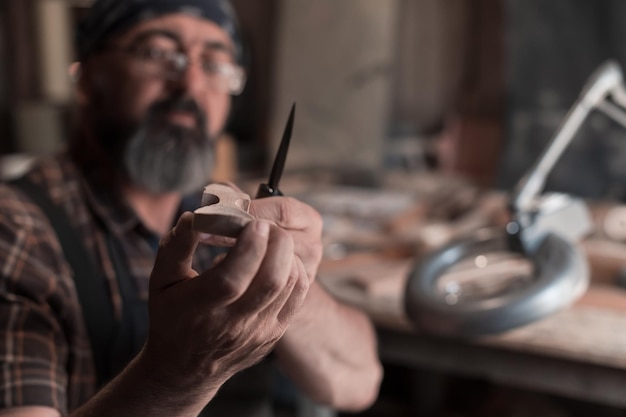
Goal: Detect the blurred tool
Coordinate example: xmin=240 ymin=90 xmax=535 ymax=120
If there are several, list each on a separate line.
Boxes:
xmin=588 ymin=201 xmax=626 ymax=242
xmin=511 ymin=61 xmax=625 ymax=219
xmin=256 ymin=103 xmax=296 ymax=199
xmin=406 ymin=61 xmax=626 ymax=337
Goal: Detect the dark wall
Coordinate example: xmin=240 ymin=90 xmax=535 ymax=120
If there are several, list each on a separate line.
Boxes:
xmin=0 ymin=7 xmax=6 ymax=105
xmin=0 ymin=2 xmax=11 ymax=154
xmin=500 ymin=0 xmax=626 ymax=200
xmin=227 ymin=0 xmax=279 ymax=174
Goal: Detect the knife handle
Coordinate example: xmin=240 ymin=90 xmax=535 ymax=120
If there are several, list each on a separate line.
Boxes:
xmin=256 ymin=183 xmax=283 ymax=199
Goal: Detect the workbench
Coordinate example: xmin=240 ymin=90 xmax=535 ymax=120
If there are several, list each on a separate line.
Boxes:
xmin=319 ymin=255 xmax=626 ymax=408
xmin=266 ymin=171 xmax=626 ymax=409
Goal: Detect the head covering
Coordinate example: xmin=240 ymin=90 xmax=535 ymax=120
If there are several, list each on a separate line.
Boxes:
xmin=76 ymin=0 xmax=241 ymax=62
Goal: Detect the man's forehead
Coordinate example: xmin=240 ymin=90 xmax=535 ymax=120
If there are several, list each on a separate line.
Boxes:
xmin=121 ymin=14 xmax=235 ymax=51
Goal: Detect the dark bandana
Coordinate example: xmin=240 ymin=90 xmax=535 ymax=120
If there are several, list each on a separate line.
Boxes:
xmin=77 ymin=0 xmax=241 ymax=61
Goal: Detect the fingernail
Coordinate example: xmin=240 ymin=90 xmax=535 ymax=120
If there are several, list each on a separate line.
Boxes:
xmin=255 ymin=221 xmax=270 ymax=237
xmin=199 ymin=233 xmax=213 ymax=240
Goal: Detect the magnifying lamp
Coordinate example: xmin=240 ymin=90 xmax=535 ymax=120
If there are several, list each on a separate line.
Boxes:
xmin=405 ymin=61 xmax=626 ymax=337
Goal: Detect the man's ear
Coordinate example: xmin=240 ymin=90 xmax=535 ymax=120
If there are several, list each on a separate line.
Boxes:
xmin=69 ymin=62 xmax=90 ymax=105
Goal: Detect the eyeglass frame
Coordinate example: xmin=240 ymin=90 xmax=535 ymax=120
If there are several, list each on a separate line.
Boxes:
xmin=97 ymin=41 xmax=247 ymax=96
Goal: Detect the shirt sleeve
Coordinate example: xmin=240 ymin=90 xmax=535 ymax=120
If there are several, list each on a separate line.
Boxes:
xmin=0 ymin=185 xmax=77 ymax=415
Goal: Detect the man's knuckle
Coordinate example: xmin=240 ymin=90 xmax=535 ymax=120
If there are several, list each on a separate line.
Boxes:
xmin=277 ymin=197 xmax=296 ymax=225
xmin=282 ymin=269 xmax=296 ymax=291
xmin=253 ymin=327 xmax=282 ymax=348
xmin=272 ymin=225 xmax=294 ymax=249
xmin=215 ymin=276 xmax=244 ymax=300
xmin=238 ymin=233 xmax=266 ymax=257
xmin=228 ymin=321 xmax=248 ymax=339
xmin=259 ymin=277 xmax=283 ymax=295
xmin=294 ymin=274 xmax=310 ymax=295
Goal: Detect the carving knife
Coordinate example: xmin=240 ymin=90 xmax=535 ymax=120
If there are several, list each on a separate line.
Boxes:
xmin=256 ymin=102 xmax=296 ymax=198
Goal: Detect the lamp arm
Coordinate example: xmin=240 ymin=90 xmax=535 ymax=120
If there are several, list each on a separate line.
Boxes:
xmin=510 ymin=61 xmax=624 ymax=214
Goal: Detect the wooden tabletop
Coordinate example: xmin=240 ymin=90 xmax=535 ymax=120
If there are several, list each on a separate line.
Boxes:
xmin=319 ymin=254 xmax=626 ymax=370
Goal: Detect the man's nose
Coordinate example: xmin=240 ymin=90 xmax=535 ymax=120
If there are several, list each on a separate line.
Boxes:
xmin=169 ymin=61 xmax=207 ymax=98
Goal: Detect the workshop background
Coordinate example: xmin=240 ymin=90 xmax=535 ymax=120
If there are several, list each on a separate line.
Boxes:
xmin=2 ymin=1 xmax=626 ymax=417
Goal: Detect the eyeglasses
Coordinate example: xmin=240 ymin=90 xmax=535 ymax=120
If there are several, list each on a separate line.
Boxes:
xmin=116 ymin=45 xmax=246 ymax=95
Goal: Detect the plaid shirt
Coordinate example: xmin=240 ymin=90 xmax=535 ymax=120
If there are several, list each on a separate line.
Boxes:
xmin=0 ymin=152 xmax=218 ymax=415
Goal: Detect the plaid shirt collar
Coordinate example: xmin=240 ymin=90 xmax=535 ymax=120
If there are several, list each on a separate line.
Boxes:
xmin=76 ymin=161 xmax=145 ymax=238
xmin=72 ymin=153 xmax=203 ymax=240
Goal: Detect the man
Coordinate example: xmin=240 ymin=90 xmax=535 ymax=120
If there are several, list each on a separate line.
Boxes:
xmin=0 ymin=1 xmax=383 ymax=416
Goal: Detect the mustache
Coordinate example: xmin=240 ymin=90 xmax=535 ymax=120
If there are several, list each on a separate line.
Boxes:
xmin=147 ymin=96 xmax=207 ymax=129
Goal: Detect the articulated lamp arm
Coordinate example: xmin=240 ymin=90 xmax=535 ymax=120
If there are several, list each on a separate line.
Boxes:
xmin=511 ymin=61 xmax=624 ymax=214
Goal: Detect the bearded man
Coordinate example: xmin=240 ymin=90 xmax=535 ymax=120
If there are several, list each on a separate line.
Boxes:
xmin=0 ymin=1 xmax=382 ymax=416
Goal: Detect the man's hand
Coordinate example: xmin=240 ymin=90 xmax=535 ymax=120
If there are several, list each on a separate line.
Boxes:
xmin=248 ymin=195 xmax=383 ymax=411
xmin=249 ymin=196 xmax=324 ymax=283
xmin=67 ymin=212 xmax=311 ymax=417
xmin=143 ymin=212 xmax=310 ymax=397
xmin=198 ymin=185 xmax=323 ymax=283
xmin=193 ymin=186 xmax=381 ymax=411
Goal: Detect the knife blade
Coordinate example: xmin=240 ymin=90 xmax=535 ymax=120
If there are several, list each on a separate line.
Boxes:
xmin=256 ymin=102 xmax=296 ymax=198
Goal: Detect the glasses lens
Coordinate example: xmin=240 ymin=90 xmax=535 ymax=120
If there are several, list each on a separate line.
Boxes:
xmin=131 ymin=47 xmax=175 ymax=79
xmin=226 ymin=66 xmax=246 ymax=95
xmin=205 ymin=63 xmax=246 ymax=95
xmin=130 ymin=47 xmax=246 ymax=95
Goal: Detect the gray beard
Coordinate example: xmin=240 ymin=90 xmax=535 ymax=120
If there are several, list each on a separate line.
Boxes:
xmin=123 ymin=122 xmax=214 ymax=195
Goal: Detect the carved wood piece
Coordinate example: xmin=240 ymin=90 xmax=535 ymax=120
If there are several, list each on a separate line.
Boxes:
xmin=192 ymin=184 xmax=255 ymax=237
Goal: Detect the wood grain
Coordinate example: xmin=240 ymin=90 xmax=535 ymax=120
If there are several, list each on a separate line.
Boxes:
xmin=192 ymin=184 xmax=254 ymax=237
